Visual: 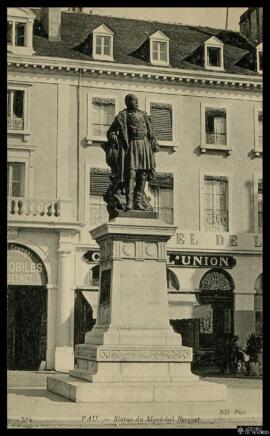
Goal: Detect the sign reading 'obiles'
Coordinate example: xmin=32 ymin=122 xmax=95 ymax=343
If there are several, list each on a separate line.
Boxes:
xmin=167 ymin=253 xmax=236 ymax=268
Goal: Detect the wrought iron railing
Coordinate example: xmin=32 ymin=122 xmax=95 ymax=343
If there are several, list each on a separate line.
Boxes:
xmin=8 ymin=117 xmax=24 ymax=130
xmin=206 ymin=133 xmax=226 ymax=145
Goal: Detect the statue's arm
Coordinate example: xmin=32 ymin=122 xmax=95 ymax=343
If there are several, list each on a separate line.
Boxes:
xmin=145 ymin=112 xmax=160 ymax=152
xmin=107 ymin=117 xmax=120 ymax=148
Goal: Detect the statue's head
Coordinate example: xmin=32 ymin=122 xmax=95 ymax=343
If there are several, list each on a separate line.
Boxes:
xmin=125 ymin=94 xmax=139 ymax=110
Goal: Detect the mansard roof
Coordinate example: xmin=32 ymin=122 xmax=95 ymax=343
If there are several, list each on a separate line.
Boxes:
xmin=31 ymin=10 xmax=259 ymax=75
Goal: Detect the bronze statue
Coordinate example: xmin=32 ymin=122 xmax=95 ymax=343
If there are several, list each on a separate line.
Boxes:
xmin=102 ymin=94 xmax=159 ymax=218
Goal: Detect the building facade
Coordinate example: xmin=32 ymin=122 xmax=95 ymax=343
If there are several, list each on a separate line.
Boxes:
xmin=7 ymin=7 xmax=262 ymax=372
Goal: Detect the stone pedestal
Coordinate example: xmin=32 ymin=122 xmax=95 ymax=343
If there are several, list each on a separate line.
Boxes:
xmin=48 ymin=216 xmax=226 ymax=402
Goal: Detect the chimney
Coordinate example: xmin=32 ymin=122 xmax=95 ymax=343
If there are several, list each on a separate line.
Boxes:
xmin=239 ymin=7 xmax=263 ymax=44
xmin=41 ymin=8 xmax=61 ymax=41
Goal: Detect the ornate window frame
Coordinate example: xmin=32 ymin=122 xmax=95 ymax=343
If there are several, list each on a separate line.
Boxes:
xmin=149 ymin=31 xmax=170 ymax=66
xmin=7 ymin=7 xmax=35 ymax=56
xmin=86 ymin=92 xmax=119 ymax=145
xmin=204 ymin=36 xmax=224 ymax=71
xmin=92 ymin=24 xmax=114 ymax=62
xmin=199 ymin=170 xmax=233 ymax=233
xmin=200 ymin=102 xmax=232 ymax=155
xmin=7 ymin=82 xmax=32 ymax=141
xmin=145 ymin=96 xmax=176 ymax=149
xmin=253 ymin=104 xmax=263 ymax=157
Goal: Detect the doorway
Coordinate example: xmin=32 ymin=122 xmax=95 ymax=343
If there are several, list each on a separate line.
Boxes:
xmin=197 ymin=269 xmax=234 ymax=351
xmin=7 ymin=285 xmax=47 ymax=370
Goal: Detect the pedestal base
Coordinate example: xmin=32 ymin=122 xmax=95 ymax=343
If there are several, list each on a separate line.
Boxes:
xmin=47 ymin=374 xmax=227 ymax=403
xmin=55 ymin=346 xmax=74 ymax=373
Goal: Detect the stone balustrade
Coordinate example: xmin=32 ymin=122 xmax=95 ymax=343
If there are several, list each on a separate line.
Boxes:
xmin=8 ymin=197 xmax=63 ymax=221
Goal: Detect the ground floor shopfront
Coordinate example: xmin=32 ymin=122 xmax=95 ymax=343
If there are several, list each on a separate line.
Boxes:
xmin=7 ymin=228 xmax=262 ymax=372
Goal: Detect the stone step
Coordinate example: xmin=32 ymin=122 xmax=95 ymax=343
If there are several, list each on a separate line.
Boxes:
xmin=47 ymin=374 xmax=227 ymax=403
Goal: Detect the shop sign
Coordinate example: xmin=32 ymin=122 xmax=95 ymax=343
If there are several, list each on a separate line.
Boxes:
xmin=167 ymin=253 xmax=236 ymax=268
xmin=7 ymin=243 xmax=47 ymax=286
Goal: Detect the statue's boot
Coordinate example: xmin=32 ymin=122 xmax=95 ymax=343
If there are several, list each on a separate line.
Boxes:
xmin=134 ymin=172 xmax=147 ymax=210
xmin=125 ymin=172 xmax=135 ymax=210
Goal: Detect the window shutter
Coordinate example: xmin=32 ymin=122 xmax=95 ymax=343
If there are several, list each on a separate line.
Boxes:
xmin=148 ymin=172 xmax=173 ymax=189
xmin=150 ymin=103 xmax=172 ymax=141
xmin=90 ymin=168 xmax=111 ymax=196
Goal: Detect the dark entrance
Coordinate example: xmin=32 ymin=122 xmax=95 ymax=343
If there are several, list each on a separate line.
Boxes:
xmin=74 ymin=290 xmax=96 ymax=346
xmin=7 ymin=285 xmax=47 ymax=370
xmin=197 ymin=269 xmax=234 ymax=351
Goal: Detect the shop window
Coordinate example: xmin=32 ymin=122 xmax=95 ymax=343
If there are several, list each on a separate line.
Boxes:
xmin=7 ymin=89 xmax=24 ymax=131
xmin=149 ymin=103 xmax=173 ymax=142
xmin=203 ymin=176 xmax=229 ymax=232
xmin=7 ymin=162 xmax=25 ymax=197
xmin=87 ymin=96 xmax=116 ymax=143
xmin=205 ymin=108 xmax=226 ymax=146
xmin=166 ymin=268 xmax=180 ymax=290
xmin=148 ymin=172 xmax=174 ymax=224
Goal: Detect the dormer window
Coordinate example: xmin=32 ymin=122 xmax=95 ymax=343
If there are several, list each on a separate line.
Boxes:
xmin=204 ymin=36 xmax=224 ymax=71
xmin=7 ymin=8 xmax=35 ymax=55
xmin=92 ymin=24 xmax=114 ymax=61
xmin=149 ymin=31 xmax=170 ymax=66
xmin=256 ymin=43 xmax=263 ymax=74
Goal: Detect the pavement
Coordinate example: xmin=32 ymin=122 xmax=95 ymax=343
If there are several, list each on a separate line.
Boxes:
xmin=7 ymin=370 xmax=264 ymax=429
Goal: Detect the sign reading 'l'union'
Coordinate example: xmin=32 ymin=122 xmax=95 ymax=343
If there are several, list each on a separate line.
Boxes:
xmin=167 ymin=253 xmax=236 ymax=268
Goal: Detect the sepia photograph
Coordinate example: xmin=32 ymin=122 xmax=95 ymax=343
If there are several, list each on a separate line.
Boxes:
xmin=7 ymin=6 xmax=264 ymax=430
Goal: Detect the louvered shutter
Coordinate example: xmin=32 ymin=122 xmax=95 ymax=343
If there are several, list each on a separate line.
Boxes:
xmin=90 ymin=168 xmax=111 ymax=196
xmin=148 ymin=172 xmax=173 ymax=189
xmin=148 ymin=172 xmax=173 ymax=224
xmin=150 ymin=103 xmax=172 ymax=141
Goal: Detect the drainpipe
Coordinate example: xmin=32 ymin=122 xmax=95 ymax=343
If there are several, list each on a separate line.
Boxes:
xmin=77 ymin=69 xmax=82 ymax=222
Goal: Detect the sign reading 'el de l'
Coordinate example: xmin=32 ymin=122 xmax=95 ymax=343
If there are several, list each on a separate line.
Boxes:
xmin=168 ymin=253 xmax=236 ymax=268
xmin=7 ymin=243 xmax=47 ymax=285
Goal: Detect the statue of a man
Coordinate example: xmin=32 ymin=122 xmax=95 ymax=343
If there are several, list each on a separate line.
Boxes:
xmin=105 ymin=94 xmax=159 ymax=211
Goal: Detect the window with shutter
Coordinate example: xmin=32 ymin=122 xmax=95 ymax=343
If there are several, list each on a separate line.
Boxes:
xmin=204 ymin=176 xmax=229 ymax=231
xmin=88 ymin=97 xmax=115 ymax=141
xmin=7 ymin=89 xmax=25 ymax=130
xmin=150 ymin=103 xmax=173 ymax=142
xmin=205 ymin=108 xmax=226 ymax=145
xmin=7 ymin=162 xmax=25 ymax=197
xmin=89 ymin=168 xmax=110 ymax=226
xmin=148 ymin=172 xmax=174 ymax=224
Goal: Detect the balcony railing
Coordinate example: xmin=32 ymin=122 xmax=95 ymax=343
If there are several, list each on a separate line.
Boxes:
xmin=206 ymin=132 xmax=226 ymax=145
xmin=7 ymin=197 xmax=74 ymax=222
xmin=8 ymin=117 xmax=24 ymax=130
